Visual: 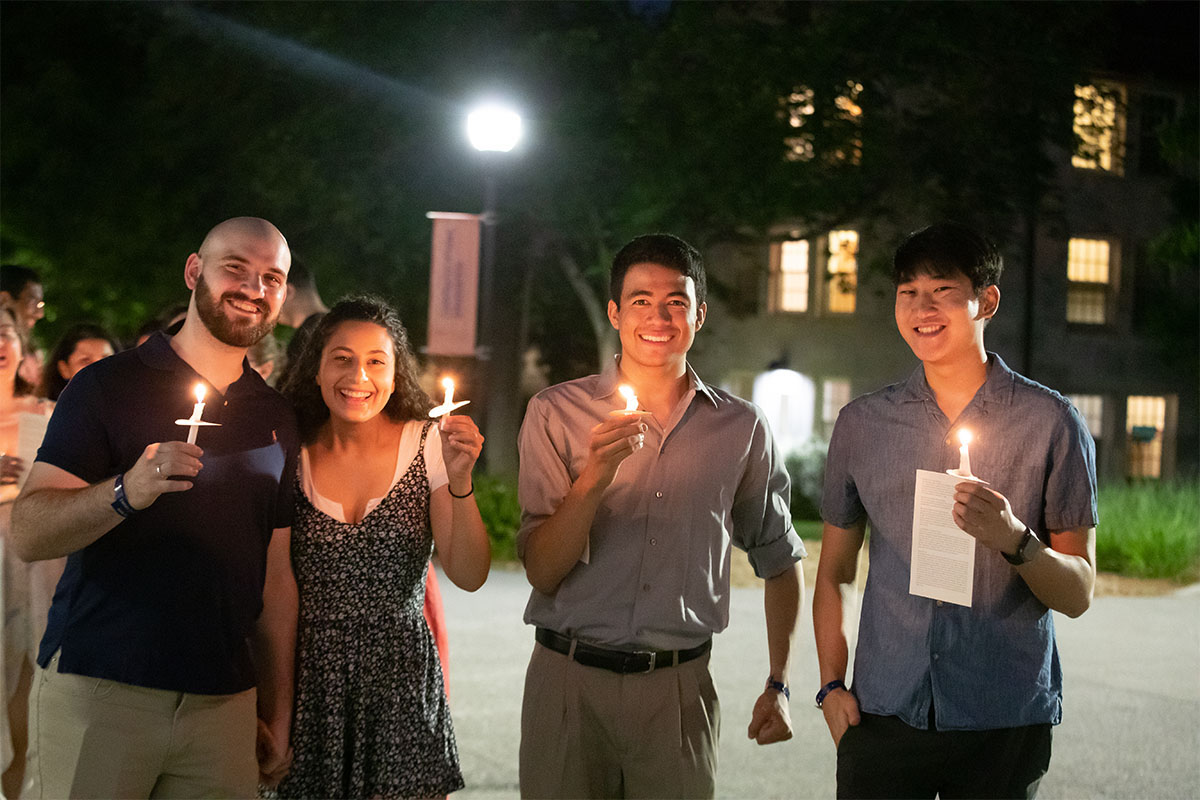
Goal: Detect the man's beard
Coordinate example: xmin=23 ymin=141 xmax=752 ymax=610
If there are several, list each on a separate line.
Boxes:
xmin=194 ymin=272 xmax=277 ymax=348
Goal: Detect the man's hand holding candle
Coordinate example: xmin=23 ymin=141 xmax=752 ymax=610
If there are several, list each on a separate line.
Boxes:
xmin=952 ymin=482 xmax=1028 ymax=557
xmin=121 ymin=441 xmax=204 ymax=511
xmin=578 ymin=414 xmax=647 ymax=494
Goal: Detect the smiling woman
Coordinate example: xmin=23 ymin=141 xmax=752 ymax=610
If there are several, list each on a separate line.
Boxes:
xmin=276 ymin=295 xmax=491 ymax=799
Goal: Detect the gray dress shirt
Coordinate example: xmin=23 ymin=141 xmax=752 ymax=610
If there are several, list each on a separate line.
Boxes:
xmin=518 ymin=359 xmax=806 ymax=651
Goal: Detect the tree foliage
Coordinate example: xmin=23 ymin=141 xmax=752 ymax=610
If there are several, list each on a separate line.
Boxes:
xmin=1 ymin=1 xmax=1192 ymax=386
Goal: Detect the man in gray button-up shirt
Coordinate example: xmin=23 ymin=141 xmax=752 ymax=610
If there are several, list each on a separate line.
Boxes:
xmin=517 ymin=234 xmax=806 ymax=799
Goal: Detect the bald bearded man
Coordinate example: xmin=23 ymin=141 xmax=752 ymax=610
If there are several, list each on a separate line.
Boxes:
xmin=12 ymin=218 xmax=301 ymax=798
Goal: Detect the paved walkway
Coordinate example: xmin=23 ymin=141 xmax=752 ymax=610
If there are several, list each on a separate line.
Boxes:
xmin=441 ymin=565 xmax=1200 ymax=799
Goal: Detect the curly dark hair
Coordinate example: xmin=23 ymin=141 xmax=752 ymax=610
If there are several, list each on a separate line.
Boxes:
xmin=279 ymin=295 xmax=433 ymax=442
xmin=40 ymin=322 xmax=120 ymax=401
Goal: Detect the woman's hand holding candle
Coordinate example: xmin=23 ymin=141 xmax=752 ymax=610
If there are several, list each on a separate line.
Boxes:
xmin=438 ymin=414 xmax=484 ymax=494
xmin=429 ymin=376 xmax=471 ymax=418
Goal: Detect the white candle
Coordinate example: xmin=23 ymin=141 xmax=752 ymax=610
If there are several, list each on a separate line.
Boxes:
xmin=186 ymin=384 xmax=206 ymax=445
xmin=618 ymin=384 xmax=639 ymax=413
xmin=956 ymin=428 xmax=973 ymax=477
xmin=174 ymin=383 xmax=221 ymax=444
xmin=428 ymin=376 xmax=470 ymax=418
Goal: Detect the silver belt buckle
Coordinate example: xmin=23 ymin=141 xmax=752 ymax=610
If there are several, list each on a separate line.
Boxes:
xmin=635 ymin=649 xmax=656 ymax=673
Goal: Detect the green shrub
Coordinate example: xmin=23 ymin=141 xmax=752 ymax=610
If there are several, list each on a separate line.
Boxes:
xmin=473 ymin=473 xmax=522 ymax=561
xmin=1096 ymin=479 xmax=1200 ymax=582
xmin=785 ymin=437 xmax=828 ymax=521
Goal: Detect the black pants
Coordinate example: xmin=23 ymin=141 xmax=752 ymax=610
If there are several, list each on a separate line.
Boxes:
xmin=836 ymin=713 xmax=1052 ymax=800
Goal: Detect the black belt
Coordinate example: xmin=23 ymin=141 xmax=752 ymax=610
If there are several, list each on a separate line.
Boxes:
xmin=535 ymin=627 xmax=711 ymax=674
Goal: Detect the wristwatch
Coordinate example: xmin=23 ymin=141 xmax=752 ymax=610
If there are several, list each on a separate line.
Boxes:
xmin=1002 ymin=527 xmax=1040 ymax=566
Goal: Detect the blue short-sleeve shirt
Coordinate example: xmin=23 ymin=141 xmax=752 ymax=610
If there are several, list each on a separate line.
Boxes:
xmin=35 ymin=333 xmax=299 ymax=695
xmin=822 ymin=353 xmax=1097 ymax=731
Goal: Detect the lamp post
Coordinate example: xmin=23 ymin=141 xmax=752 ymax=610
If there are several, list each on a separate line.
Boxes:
xmin=467 ymin=103 xmax=522 ymax=477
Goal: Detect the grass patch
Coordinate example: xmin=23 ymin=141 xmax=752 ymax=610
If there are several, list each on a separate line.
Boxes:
xmin=794 ymin=519 xmax=823 ymax=541
xmin=473 ymin=474 xmax=521 ymax=562
xmin=1096 ymin=479 xmax=1200 ymax=582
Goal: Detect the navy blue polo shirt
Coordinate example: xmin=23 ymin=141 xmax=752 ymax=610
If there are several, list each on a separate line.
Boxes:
xmin=35 ymin=333 xmax=299 ymax=695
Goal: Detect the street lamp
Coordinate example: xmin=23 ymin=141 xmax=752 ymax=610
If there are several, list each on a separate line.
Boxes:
xmin=467 ymin=102 xmax=522 ymax=477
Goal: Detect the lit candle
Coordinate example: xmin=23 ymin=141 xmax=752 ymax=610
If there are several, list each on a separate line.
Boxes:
xmin=618 ymin=384 xmax=639 ymax=413
xmin=428 ymin=376 xmax=471 ymax=418
xmin=174 ymin=383 xmax=221 ymax=444
xmin=956 ymin=428 xmax=973 ymax=477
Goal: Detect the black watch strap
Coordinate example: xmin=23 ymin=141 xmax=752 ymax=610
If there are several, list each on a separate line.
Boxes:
xmin=1002 ymin=528 xmax=1038 ymax=565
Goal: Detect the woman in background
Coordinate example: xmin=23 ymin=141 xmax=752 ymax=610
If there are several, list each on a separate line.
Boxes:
xmin=38 ymin=322 xmax=119 ymax=401
xmin=277 ymin=296 xmax=490 ymax=799
xmin=0 ymin=304 xmax=58 ymax=798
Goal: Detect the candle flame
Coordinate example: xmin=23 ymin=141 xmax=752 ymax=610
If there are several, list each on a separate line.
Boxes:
xmin=441 ymin=377 xmax=454 ymax=392
xmin=194 ymin=384 xmax=206 ymax=403
xmin=957 ymin=428 xmax=972 ymax=447
xmin=618 ymin=384 xmax=638 ymax=412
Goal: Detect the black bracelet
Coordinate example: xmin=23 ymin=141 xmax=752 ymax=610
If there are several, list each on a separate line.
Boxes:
xmin=815 ymin=679 xmax=847 ymax=708
xmin=448 ymin=483 xmax=474 ymax=499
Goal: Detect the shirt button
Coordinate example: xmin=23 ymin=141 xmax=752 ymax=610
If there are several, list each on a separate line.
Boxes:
xmin=936 ymin=601 xmax=944 ymax=607
xmin=933 ymin=653 xmax=940 ymax=661
xmin=650 ymin=538 xmax=657 ymax=546
xmin=642 ymin=583 xmax=651 ymax=592
xmin=655 ymin=491 xmax=663 ymax=498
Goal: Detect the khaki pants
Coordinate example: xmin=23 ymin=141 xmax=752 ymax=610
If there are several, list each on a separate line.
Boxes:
xmin=25 ymin=652 xmax=257 ymax=799
xmin=519 ymin=642 xmax=719 ymax=799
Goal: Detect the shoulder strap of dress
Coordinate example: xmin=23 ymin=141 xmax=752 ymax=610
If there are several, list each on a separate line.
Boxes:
xmin=418 ymin=419 xmax=435 ymax=450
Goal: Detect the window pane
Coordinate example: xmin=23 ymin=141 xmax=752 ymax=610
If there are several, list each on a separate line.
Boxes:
xmin=1126 ymin=395 xmax=1166 ymax=479
xmin=1067 ymin=394 xmax=1104 ymax=439
xmin=822 ymin=379 xmax=851 ymax=425
xmin=1067 ymin=238 xmax=1110 ymax=283
xmin=1066 ymin=286 xmax=1107 ymax=324
xmin=827 ymin=230 xmax=858 ymax=314
xmin=778 ymin=240 xmax=809 ymax=312
xmin=1073 ymin=83 xmax=1126 ymax=175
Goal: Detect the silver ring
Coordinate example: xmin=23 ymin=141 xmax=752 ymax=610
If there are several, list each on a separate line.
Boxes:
xmin=155 ymin=464 xmax=163 ymax=477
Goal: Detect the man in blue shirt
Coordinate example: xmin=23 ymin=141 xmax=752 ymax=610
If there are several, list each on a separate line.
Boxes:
xmin=12 ymin=217 xmax=300 ymax=798
xmin=813 ymin=222 xmax=1098 ymax=798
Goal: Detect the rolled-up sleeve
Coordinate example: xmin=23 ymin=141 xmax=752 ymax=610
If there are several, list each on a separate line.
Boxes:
xmin=732 ymin=410 xmax=807 ymax=579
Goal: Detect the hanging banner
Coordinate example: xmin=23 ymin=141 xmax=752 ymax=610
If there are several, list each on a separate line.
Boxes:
xmin=426 ymin=212 xmax=481 ymax=356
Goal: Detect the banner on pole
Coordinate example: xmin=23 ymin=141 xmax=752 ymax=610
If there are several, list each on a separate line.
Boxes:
xmin=426 ymin=212 xmax=481 ymax=357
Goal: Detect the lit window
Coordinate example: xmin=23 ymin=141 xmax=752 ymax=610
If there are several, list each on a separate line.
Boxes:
xmin=830 ymin=81 xmax=864 ymax=165
xmin=822 ymin=379 xmax=851 ymax=435
xmin=769 ymin=239 xmax=810 ymax=313
xmin=1066 ymin=237 xmax=1115 ymax=324
xmin=1067 ymin=394 xmax=1104 ymax=440
xmin=784 ymin=86 xmax=816 ymax=163
xmin=1126 ymin=395 xmax=1166 ymax=478
xmin=1073 ymin=83 xmax=1126 ymax=175
xmin=782 ymin=81 xmax=863 ymax=164
xmin=826 ymin=230 xmax=858 ymax=313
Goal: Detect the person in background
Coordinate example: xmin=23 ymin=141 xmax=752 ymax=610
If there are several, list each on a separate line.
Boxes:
xmin=276 ymin=295 xmax=490 ymax=799
xmin=248 ymin=332 xmax=282 ymax=386
xmin=0 ymin=303 xmax=58 ymax=798
xmin=133 ymin=303 xmax=189 ymax=348
xmin=39 ymin=323 xmax=120 ymax=401
xmin=0 ymin=265 xmax=47 ymax=387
